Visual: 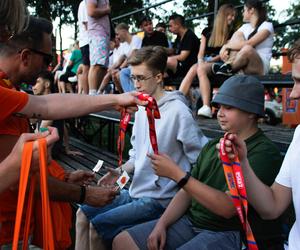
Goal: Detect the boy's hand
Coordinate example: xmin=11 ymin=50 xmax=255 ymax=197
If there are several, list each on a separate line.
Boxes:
xmin=216 ymin=133 xmax=247 ymax=162
xmin=148 ymin=153 xmax=184 ymax=181
xmin=97 ymin=167 xmax=120 ymax=187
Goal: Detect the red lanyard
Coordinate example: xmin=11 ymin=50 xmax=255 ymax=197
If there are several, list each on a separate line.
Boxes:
xmin=117 ymin=93 xmax=160 ymax=166
xmin=219 ymin=133 xmax=258 ymax=250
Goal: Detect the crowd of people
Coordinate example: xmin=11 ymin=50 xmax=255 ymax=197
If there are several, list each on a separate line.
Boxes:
xmin=1 ymin=0 xmax=300 ymax=249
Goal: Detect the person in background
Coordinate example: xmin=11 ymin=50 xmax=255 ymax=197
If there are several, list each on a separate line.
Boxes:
xmin=166 ymin=14 xmax=200 ymax=79
xmin=58 ymin=41 xmax=82 ymax=93
xmin=86 ymin=0 xmax=111 ymax=95
xmin=77 ymin=0 xmax=90 ymax=94
xmin=179 ymin=4 xmax=236 ymax=118
xmin=32 ymin=71 xmax=83 ymax=156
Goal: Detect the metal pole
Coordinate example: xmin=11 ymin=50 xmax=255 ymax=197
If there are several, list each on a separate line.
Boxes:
xmin=112 ymin=0 xmax=174 ymax=21
xmin=214 ymin=0 xmax=218 ymax=20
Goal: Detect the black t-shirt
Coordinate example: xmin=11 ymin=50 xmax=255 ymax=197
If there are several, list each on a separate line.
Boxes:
xmin=202 ymin=27 xmax=234 ymax=57
xmin=173 ymin=29 xmax=199 ymax=70
xmin=142 ymin=31 xmax=169 ymax=48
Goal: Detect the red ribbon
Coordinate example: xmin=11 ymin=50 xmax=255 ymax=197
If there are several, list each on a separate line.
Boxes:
xmin=117 ymin=93 xmax=160 ymax=166
xmin=219 ymin=133 xmax=258 ymax=250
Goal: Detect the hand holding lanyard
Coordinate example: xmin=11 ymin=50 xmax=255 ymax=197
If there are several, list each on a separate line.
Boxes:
xmin=219 ymin=133 xmax=258 ymax=250
xmin=117 ymin=93 xmax=160 ymax=166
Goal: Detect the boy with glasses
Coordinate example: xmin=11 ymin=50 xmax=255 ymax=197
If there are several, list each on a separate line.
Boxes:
xmin=75 ymin=46 xmax=208 ymax=250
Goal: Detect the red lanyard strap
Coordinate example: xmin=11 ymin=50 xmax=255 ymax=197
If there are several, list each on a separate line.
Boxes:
xmin=117 ymin=93 xmax=160 ymax=166
xmin=219 ymin=133 xmax=258 ymax=250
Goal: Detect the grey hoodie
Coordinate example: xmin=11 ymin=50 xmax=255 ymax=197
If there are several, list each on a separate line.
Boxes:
xmin=128 ymin=91 xmax=208 ymax=203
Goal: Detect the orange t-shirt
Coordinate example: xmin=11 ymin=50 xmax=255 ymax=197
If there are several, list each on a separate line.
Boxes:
xmin=0 ymin=78 xmax=71 ymax=248
xmin=0 ymin=80 xmax=29 ymax=135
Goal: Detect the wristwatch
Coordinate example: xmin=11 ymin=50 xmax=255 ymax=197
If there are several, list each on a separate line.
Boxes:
xmin=177 ymin=172 xmax=191 ymax=188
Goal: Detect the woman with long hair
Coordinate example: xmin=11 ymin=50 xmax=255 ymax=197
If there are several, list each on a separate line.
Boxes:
xmin=179 ymin=4 xmax=236 ymax=117
xmin=197 ymin=0 xmax=274 ymax=118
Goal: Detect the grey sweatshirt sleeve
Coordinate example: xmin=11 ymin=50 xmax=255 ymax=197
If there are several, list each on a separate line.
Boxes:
xmin=176 ymin=112 xmax=208 ymax=164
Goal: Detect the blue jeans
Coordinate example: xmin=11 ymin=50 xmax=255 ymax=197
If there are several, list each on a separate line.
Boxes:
xmin=120 ymin=67 xmax=135 ymax=92
xmin=80 ymin=190 xmax=165 ymax=241
xmin=127 ymin=216 xmax=241 ymax=250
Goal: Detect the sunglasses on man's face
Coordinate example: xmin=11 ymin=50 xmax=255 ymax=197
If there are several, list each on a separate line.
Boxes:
xmin=18 ymin=48 xmax=53 ymax=66
xmin=28 ymin=48 xmax=53 ymax=66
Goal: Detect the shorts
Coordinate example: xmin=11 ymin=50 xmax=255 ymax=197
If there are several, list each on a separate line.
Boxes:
xmin=260 ymin=56 xmax=270 ymax=75
xmin=127 ymin=216 xmax=241 ymax=250
xmin=168 ymin=61 xmax=190 ymax=78
xmin=80 ymin=190 xmax=165 ymax=242
xmin=89 ymin=35 xmax=110 ymax=67
xmin=59 ymin=70 xmax=76 ymax=83
xmin=80 ymin=44 xmax=90 ymax=66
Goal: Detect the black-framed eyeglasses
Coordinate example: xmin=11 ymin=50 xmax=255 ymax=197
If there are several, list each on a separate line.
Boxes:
xmin=28 ymin=48 xmax=53 ymax=66
xmin=130 ymin=74 xmax=155 ymax=83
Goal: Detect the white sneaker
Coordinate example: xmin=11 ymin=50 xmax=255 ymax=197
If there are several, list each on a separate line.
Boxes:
xmin=68 ymin=75 xmax=77 ymax=83
xmin=197 ymin=105 xmax=213 ymax=118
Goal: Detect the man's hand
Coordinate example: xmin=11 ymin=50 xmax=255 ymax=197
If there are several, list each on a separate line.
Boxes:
xmin=84 ymin=185 xmax=118 ymax=206
xmin=66 ymin=170 xmax=95 ymax=186
xmin=97 ymin=167 xmax=120 ymax=187
xmin=114 ymin=92 xmax=148 ymax=113
xmin=9 ymin=127 xmax=59 ymax=172
xmin=147 ymin=223 xmax=167 ymax=250
xmin=148 ymin=153 xmax=183 ymax=182
xmin=219 ymin=45 xmax=230 ymax=62
xmin=216 ymin=133 xmax=248 ymax=162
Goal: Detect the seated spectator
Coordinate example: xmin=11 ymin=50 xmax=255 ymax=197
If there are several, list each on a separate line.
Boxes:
xmin=98 ymin=37 xmax=125 ymax=94
xmin=111 ymin=23 xmax=142 ymax=93
xmin=58 ymin=41 xmax=82 ymax=93
xmin=179 ymin=4 xmax=236 ymax=118
xmin=118 ymin=16 xmax=170 ymax=93
xmin=222 ymin=39 xmax=300 ymax=250
xmin=155 ymin=22 xmax=173 ymax=48
xmin=113 ymin=75 xmax=284 ymax=250
xmin=32 ymin=71 xmax=83 ymax=156
xmin=75 ymin=46 xmax=208 ymax=249
xmin=216 ymin=0 xmax=273 ymax=76
xmin=166 ymin=14 xmax=200 ymax=78
xmin=198 ymin=0 xmax=274 ymax=118
xmin=140 ymin=16 xmax=169 ymax=48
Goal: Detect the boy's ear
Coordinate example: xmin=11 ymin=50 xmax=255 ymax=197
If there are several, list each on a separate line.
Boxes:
xmin=156 ymin=72 xmax=164 ymax=83
xmin=44 ymin=79 xmax=51 ymax=89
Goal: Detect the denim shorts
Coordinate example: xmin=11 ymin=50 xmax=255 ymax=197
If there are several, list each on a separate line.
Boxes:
xmin=127 ymin=216 xmax=241 ymax=250
xmin=80 ymin=190 xmax=165 ymax=241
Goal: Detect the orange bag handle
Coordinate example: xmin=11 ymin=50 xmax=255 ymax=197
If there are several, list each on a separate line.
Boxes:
xmin=12 ymin=138 xmax=55 ymax=250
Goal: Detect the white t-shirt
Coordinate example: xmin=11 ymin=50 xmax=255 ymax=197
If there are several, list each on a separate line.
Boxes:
xmin=78 ymin=1 xmax=89 ymax=47
xmin=238 ymin=21 xmax=274 ymax=73
xmin=121 ymin=35 xmax=142 ymax=58
xmin=275 ymin=125 xmax=300 ymax=250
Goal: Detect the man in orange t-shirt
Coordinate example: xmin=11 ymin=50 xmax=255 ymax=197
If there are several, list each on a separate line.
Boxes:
xmin=0 ymin=16 xmax=146 ymax=248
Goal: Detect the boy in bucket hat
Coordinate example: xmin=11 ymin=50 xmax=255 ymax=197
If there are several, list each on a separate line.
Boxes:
xmin=113 ymin=75 xmax=284 ymax=250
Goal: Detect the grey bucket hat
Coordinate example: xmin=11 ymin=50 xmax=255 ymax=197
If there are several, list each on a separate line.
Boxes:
xmin=211 ymin=75 xmax=265 ymax=116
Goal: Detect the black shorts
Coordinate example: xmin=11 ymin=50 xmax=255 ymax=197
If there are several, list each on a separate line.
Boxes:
xmin=59 ymin=70 xmax=76 ymax=83
xmin=80 ymin=44 xmax=90 ymax=66
xmin=167 ymin=61 xmax=190 ymax=78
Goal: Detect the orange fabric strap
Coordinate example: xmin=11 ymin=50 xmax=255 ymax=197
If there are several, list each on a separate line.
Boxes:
xmin=13 ymin=138 xmax=55 ymax=250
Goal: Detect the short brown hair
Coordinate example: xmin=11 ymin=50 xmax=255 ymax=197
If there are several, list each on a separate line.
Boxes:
xmin=128 ymin=46 xmax=167 ymax=74
xmin=288 ymin=39 xmax=300 ymax=63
